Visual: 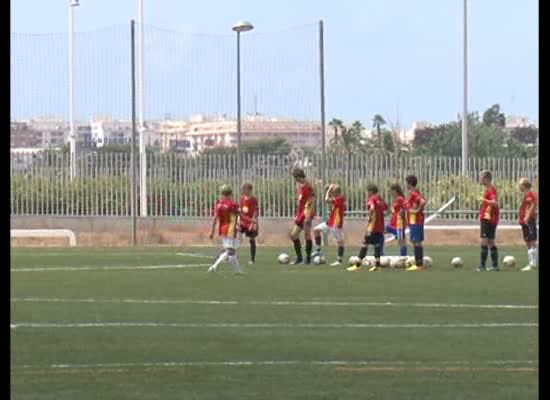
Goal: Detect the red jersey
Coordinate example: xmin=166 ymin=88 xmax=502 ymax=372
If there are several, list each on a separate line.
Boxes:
xmin=327 ymin=195 xmax=346 ymax=229
xmin=519 ymin=191 xmax=538 ymax=224
xmin=390 ymin=195 xmax=407 ymax=229
xmin=480 ymin=185 xmax=499 ymax=224
xmin=295 ymin=182 xmax=316 ymax=223
xmin=406 ymin=190 xmax=425 ymax=226
xmin=214 ymin=198 xmax=239 ymax=237
xmin=240 ymin=195 xmax=259 ymax=230
xmin=367 ymin=194 xmax=388 ymax=233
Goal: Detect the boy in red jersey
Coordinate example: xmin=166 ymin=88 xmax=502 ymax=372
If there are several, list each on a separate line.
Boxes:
xmin=477 ymin=170 xmax=500 ymax=272
xmin=240 ymin=183 xmax=259 ymax=265
xmin=313 ymin=184 xmax=346 ymax=266
xmin=385 ymin=183 xmax=408 ymax=257
xmin=290 ymin=168 xmax=316 ymax=264
xmin=208 ymin=185 xmax=243 ymax=274
xmin=347 ymin=184 xmax=388 ymax=272
xmin=404 ymin=175 xmax=427 ymax=272
xmin=518 ymin=178 xmax=538 ymax=271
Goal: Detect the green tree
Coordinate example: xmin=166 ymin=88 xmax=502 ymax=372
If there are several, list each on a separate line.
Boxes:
xmin=510 ymin=127 xmax=538 ymax=144
xmin=482 ymin=104 xmax=506 ymax=127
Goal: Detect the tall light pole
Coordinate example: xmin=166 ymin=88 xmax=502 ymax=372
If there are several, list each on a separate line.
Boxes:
xmin=68 ymin=0 xmax=79 ymax=181
xmin=138 ymin=0 xmax=147 ymax=216
xmin=232 ymin=21 xmax=254 ymax=185
xmin=462 ymin=0 xmax=468 ymax=175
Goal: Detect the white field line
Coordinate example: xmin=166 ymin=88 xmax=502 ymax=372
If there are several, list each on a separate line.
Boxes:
xmin=10 ymin=264 xmax=209 ymax=272
xmin=176 ymin=253 xmax=213 ymax=259
xmin=10 ymin=297 xmax=538 ymax=310
xmin=10 ymin=322 xmax=538 ymax=329
xmin=11 ymin=359 xmax=538 ymax=371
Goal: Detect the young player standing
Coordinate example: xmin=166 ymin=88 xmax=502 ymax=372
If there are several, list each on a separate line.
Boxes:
xmin=240 ymin=183 xmax=259 ymax=265
xmin=347 ymin=184 xmax=388 ymax=272
xmin=312 ymin=184 xmax=346 ymax=266
xmin=518 ymin=178 xmax=538 ymax=271
xmin=385 ymin=183 xmax=408 ymax=257
xmin=208 ymin=185 xmax=243 ymax=274
xmin=404 ymin=175 xmax=426 ymax=272
xmin=290 ymin=168 xmax=316 ymax=264
xmin=477 ymin=170 xmax=500 ymax=272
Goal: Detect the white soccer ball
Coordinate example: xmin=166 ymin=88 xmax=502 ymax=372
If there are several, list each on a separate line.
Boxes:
xmin=423 ymin=256 xmax=433 ymax=268
xmin=391 ymin=257 xmax=406 ymax=269
xmin=380 ymin=257 xmax=390 ymax=268
xmin=451 ymin=257 xmax=464 ymax=268
xmin=361 ymin=257 xmax=372 ymax=267
xmin=349 ymin=256 xmax=361 ymax=266
xmin=313 ymin=255 xmax=325 ymax=265
xmin=503 ymin=256 xmax=517 ymax=268
xmin=277 ymin=253 xmax=290 ymax=264
xmin=406 ymin=256 xmax=416 ymax=266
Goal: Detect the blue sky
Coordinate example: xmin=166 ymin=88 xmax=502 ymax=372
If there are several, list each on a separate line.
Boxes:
xmin=11 ymin=0 xmax=538 ymax=127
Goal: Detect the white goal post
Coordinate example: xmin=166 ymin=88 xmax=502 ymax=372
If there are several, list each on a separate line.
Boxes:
xmin=11 ymin=229 xmax=77 ymax=247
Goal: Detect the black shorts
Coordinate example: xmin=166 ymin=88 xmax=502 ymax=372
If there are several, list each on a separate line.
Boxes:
xmin=480 ymin=220 xmax=497 ymax=240
xmin=240 ymin=227 xmax=258 ymax=238
xmin=364 ymin=232 xmax=384 ymax=247
xmin=521 ymin=222 xmax=537 ymax=242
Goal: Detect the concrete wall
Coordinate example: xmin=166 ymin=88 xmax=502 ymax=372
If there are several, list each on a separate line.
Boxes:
xmin=10 ymin=216 xmax=526 ymax=247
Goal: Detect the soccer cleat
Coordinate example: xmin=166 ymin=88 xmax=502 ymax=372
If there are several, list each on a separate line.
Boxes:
xmin=346 ymin=265 xmax=361 ymax=272
xmin=368 ymin=266 xmax=379 ymax=272
xmin=406 ymin=265 xmax=422 ymax=272
xmin=476 ymin=266 xmax=487 ymax=272
xmin=330 ymin=260 xmax=342 ymax=267
xmin=248 ymin=260 xmax=255 ymax=265
xmin=290 ymin=258 xmax=304 ymax=265
xmin=521 ymin=265 xmax=536 ymax=272
xmin=207 ymin=266 xmax=217 ymax=273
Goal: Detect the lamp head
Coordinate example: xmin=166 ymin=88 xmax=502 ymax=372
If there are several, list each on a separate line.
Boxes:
xmin=232 ymin=21 xmax=254 ymax=33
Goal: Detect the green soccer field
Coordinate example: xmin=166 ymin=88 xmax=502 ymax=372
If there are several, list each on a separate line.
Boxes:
xmin=11 ymin=246 xmax=538 ymax=400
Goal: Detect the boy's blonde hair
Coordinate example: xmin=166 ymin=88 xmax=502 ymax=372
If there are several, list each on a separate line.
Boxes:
xmin=519 ymin=177 xmax=532 ymax=189
xmin=331 ymin=184 xmax=342 ymax=195
xmin=241 ymin=182 xmax=253 ymax=191
xmin=480 ymin=170 xmax=492 ymax=181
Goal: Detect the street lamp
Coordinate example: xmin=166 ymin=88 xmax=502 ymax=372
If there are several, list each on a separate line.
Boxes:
xmin=232 ymin=21 xmax=254 ymax=184
xmin=138 ymin=0 xmax=147 ymax=216
xmin=462 ymin=0 xmax=468 ymax=175
xmin=69 ymin=0 xmax=79 ymax=181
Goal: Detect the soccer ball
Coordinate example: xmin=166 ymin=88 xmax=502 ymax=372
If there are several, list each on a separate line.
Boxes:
xmin=277 ymin=253 xmax=290 ymax=264
xmin=349 ymin=256 xmax=361 ymax=266
xmin=361 ymin=257 xmax=372 ymax=267
xmin=391 ymin=257 xmax=406 ymax=269
xmin=423 ymin=256 xmax=433 ymax=268
xmin=380 ymin=257 xmax=390 ymax=268
xmin=313 ymin=255 xmax=325 ymax=265
xmin=451 ymin=257 xmax=464 ymax=268
xmin=503 ymin=256 xmax=517 ymax=268
xmin=406 ymin=256 xmax=416 ymax=267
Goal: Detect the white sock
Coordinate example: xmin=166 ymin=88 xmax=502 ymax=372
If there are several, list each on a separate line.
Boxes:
xmin=228 ymin=255 xmax=241 ymax=273
xmin=209 ymin=251 xmax=228 ymax=272
xmin=528 ymin=248 xmax=537 ymax=267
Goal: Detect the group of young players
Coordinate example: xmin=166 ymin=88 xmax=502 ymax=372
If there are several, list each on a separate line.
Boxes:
xmin=207 ymin=168 xmax=538 ymax=273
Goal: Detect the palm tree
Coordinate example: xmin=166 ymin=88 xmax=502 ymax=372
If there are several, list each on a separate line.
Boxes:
xmin=328 ymin=118 xmax=344 ymax=140
xmin=330 ymin=120 xmax=364 ymax=185
xmin=372 ymin=114 xmax=386 ymax=147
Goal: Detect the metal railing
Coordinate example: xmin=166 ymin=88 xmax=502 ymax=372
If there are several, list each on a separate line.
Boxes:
xmin=10 ymin=151 xmax=538 ymax=221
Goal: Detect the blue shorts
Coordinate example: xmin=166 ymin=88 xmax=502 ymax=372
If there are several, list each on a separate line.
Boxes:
xmin=385 ymin=225 xmax=406 ymax=240
xmin=409 ymin=224 xmax=424 ymax=243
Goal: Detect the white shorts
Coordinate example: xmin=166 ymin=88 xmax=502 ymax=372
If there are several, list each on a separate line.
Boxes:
xmin=314 ymin=222 xmax=344 ymax=242
xmin=221 ymin=236 xmax=240 ymax=250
